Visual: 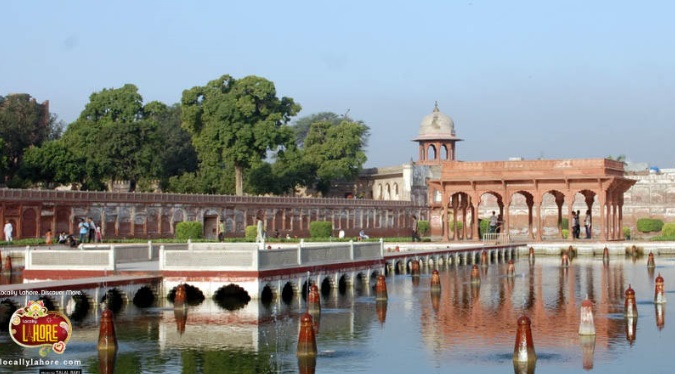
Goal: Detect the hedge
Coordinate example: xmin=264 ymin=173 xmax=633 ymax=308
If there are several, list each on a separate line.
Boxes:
xmin=448 ymin=221 xmax=464 ymax=231
xmin=636 ymin=218 xmax=664 ymax=233
xmin=479 ymin=220 xmax=489 ymax=238
xmin=661 ymin=223 xmax=675 ymax=237
xmin=245 ymin=225 xmax=257 ymax=240
xmin=309 ymin=221 xmax=333 ymax=238
xmin=175 ymin=221 xmax=203 ymax=240
xmin=417 ymin=220 xmax=430 ymax=236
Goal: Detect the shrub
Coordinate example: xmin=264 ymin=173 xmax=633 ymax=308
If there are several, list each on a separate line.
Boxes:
xmin=448 ymin=221 xmax=464 ymax=231
xmin=479 ymin=220 xmax=489 ymax=238
xmin=661 ymin=223 xmax=675 ymax=237
xmin=561 ymin=229 xmax=569 ymax=239
xmin=417 ymin=220 xmax=430 ymax=236
xmin=175 ymin=221 xmax=203 ymax=240
xmin=245 ymin=225 xmax=257 ymax=240
xmin=622 ymin=227 xmax=632 ymax=239
xmin=636 ymin=218 xmax=664 ymax=233
xmin=309 ymin=221 xmax=333 ymax=238
xmin=560 ymin=218 xmax=569 ymax=229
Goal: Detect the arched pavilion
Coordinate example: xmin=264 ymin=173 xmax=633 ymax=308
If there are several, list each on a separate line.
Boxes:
xmin=415 ymin=104 xmax=636 ymax=242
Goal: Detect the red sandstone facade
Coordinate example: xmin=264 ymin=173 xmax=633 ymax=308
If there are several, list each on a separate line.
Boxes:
xmin=0 ymin=189 xmax=425 ymax=240
xmin=427 ymin=158 xmax=636 ymax=241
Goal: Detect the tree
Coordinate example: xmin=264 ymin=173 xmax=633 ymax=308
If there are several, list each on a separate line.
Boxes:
xmin=61 ymin=84 xmax=163 ymax=191
xmin=0 ymin=93 xmax=63 ymax=185
xmin=245 ymin=146 xmax=314 ymax=196
xmin=302 ymin=118 xmax=369 ymax=194
xmin=0 ymin=138 xmax=8 ymax=181
xmin=290 ymin=112 xmax=343 ymax=148
xmin=181 ymin=75 xmax=300 ymax=195
xmin=143 ymin=102 xmax=198 ymax=190
xmin=20 ymin=141 xmax=86 ymax=188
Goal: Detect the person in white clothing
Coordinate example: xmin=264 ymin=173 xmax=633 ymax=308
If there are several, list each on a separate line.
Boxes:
xmin=256 ymin=216 xmax=264 ymax=243
xmin=489 ymin=211 xmax=498 ymax=233
xmin=3 ymin=221 xmax=13 ymax=242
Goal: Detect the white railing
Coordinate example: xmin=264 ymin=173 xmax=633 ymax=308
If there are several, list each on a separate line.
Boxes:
xmin=160 ymin=240 xmax=384 ymax=272
xmin=25 ymin=240 xmax=386 ymax=273
xmin=482 ymin=233 xmax=511 ymax=244
xmin=26 ymin=247 xmax=115 ymax=271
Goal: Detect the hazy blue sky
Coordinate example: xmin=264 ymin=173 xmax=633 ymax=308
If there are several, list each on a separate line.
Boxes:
xmin=2 ymin=1 xmax=674 ymax=168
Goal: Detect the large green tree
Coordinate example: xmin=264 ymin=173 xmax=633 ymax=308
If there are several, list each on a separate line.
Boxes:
xmin=0 ymin=94 xmax=63 ymax=185
xmin=303 ymin=118 xmax=369 ymax=194
xmin=61 ymin=84 xmax=162 ymax=191
xmin=290 ymin=112 xmax=343 ymax=148
xmin=181 ymin=75 xmax=300 ymax=195
xmin=0 ymin=139 xmax=9 ymax=180
xmin=144 ymin=102 xmax=198 ymax=190
xmin=246 ymin=112 xmax=371 ymax=196
xmin=20 ymin=141 xmax=86 ymax=188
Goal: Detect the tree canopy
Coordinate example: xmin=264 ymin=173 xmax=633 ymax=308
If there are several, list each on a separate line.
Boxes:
xmin=181 ymin=75 xmax=301 ymax=195
xmin=0 ymin=94 xmax=63 ymax=185
xmin=57 ymin=84 xmax=163 ymax=190
xmin=243 ymin=112 xmax=370 ymax=196
xmin=302 ymin=118 xmax=369 ymax=194
xmin=7 ymin=84 xmax=371 ymax=197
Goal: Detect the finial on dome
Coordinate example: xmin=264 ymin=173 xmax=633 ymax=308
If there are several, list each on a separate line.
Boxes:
xmin=433 ymin=101 xmax=439 ymax=112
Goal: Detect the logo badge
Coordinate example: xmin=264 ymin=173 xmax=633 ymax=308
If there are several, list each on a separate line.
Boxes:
xmin=9 ymin=300 xmax=73 ymax=356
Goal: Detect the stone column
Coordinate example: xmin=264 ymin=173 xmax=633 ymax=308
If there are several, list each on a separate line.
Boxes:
xmin=472 ymin=192 xmax=481 ymax=241
xmin=526 ymin=195 xmax=534 ymax=240
xmin=461 ymin=196 xmax=468 ymax=240
xmin=598 ymin=193 xmax=607 ymax=241
xmin=534 ymin=196 xmax=543 ymax=242
xmin=567 ymin=200 xmax=574 ymax=240
xmin=504 ymin=195 xmax=511 ymax=240
xmin=452 ymin=194 xmax=459 ymax=241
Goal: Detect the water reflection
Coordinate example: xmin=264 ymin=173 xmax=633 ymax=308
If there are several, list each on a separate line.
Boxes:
xmin=656 ymin=304 xmax=665 ymax=330
xmin=579 ymin=335 xmax=596 ymax=370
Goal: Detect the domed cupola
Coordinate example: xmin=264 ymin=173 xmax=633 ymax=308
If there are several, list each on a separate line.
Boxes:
xmin=413 ymin=102 xmax=462 ymax=165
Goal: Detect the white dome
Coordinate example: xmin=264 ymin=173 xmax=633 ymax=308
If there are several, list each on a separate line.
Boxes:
xmin=413 ymin=102 xmax=458 ymax=141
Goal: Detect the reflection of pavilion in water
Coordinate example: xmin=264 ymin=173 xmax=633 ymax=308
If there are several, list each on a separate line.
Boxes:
xmin=419 ymin=257 xmax=639 ymax=356
xmin=156 ymin=291 xmax=378 ymax=352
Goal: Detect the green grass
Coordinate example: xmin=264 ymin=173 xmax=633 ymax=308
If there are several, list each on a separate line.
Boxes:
xmin=650 ymin=235 xmax=675 ymax=241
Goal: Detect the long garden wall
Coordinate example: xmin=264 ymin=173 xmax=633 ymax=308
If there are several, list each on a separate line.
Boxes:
xmin=0 ymin=189 xmax=427 ymax=240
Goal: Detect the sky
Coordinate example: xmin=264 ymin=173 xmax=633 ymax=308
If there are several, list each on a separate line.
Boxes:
xmin=2 ymin=1 xmax=675 ymax=168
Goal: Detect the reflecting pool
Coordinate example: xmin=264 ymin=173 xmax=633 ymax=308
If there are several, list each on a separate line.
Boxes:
xmin=1 ymin=253 xmax=675 ymax=373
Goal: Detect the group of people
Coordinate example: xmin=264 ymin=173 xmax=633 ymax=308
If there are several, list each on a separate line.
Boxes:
xmin=572 ymin=210 xmax=592 ymax=239
xmin=78 ymin=217 xmax=102 ymax=244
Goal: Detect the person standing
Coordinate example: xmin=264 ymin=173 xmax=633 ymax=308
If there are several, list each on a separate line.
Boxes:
xmin=95 ymin=226 xmax=103 ymax=243
xmin=78 ymin=218 xmax=88 ymax=244
xmin=256 ymin=216 xmax=264 ymax=243
xmin=489 ymin=211 xmax=498 ymax=233
xmin=584 ymin=210 xmax=592 ymax=239
xmin=218 ymin=222 xmax=225 ymax=242
xmin=45 ymin=229 xmax=53 ymax=245
xmin=411 ymin=215 xmax=420 ymax=242
xmin=87 ymin=218 xmax=96 ymax=243
xmin=3 ymin=220 xmax=13 ymax=242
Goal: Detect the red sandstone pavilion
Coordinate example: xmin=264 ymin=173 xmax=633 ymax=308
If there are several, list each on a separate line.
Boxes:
xmin=0 ymin=104 xmax=636 ymax=242
xmin=416 ymin=103 xmax=636 ymax=242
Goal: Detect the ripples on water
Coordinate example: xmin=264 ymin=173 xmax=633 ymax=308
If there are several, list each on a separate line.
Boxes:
xmin=1 ymin=253 xmax=675 ymax=373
